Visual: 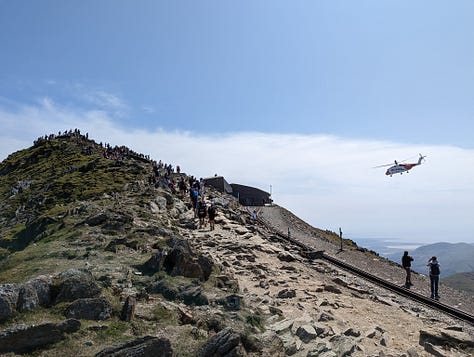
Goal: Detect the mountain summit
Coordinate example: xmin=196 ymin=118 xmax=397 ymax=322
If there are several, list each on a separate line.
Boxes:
xmin=0 ymin=131 xmax=473 ymax=356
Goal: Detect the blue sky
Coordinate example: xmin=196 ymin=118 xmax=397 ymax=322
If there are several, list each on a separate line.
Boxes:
xmin=1 ymin=1 xmax=474 ymax=244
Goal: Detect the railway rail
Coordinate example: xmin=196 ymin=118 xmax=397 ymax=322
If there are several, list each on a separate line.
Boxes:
xmin=257 ymin=216 xmax=474 ymax=326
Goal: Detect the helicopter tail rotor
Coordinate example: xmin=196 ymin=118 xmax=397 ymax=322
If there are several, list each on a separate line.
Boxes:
xmin=418 ymin=153 xmax=427 ymax=164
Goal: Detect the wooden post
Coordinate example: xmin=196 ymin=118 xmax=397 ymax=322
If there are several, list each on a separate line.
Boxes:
xmin=339 ymin=227 xmax=343 ymax=251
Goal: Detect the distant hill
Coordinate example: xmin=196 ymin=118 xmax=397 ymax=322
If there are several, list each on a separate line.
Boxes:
xmin=442 ymin=272 xmax=474 ymax=294
xmin=386 ymin=242 xmax=474 ymax=278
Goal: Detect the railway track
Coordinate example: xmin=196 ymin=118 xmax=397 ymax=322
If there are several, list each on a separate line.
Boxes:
xmin=257 ymin=215 xmax=474 ymax=326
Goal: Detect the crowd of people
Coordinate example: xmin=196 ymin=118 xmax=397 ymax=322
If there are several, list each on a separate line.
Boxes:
xmin=34 ymin=129 xmax=155 ymax=163
xmin=33 ymin=129 xmax=234 ymax=233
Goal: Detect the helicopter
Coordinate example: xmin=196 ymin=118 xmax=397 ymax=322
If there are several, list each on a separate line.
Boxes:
xmin=374 ymin=154 xmax=426 ymax=177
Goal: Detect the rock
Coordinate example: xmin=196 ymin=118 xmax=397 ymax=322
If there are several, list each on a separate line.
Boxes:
xmin=407 ymin=346 xmax=420 ymax=357
xmin=380 ymin=332 xmax=391 ymax=347
xmin=1 ymin=276 xmax=53 ymax=321
xmin=313 ymin=323 xmax=326 ymax=336
xmin=278 ymin=333 xmax=298 ymax=356
xmin=0 ymin=318 xmax=81 ymax=354
xmin=277 ymin=251 xmax=297 ymax=262
xmin=269 ymin=318 xmax=294 ymax=333
xmin=317 ymin=311 xmax=334 ymax=322
xmin=344 ymin=327 xmax=361 ymax=338
xmin=163 ymin=239 xmax=213 ymax=281
xmin=296 ymin=324 xmax=317 ymax=343
xmin=95 ymin=335 xmax=173 ymax=357
xmin=26 ymin=275 xmax=53 ymax=307
xmin=323 ymin=285 xmax=342 ymax=294
xmin=419 ymin=328 xmax=474 ymax=348
xmin=307 ymin=342 xmax=330 ymax=356
xmin=121 ymin=295 xmax=136 ymax=322
xmin=235 ymin=227 xmax=249 ymax=235
xmin=198 ymin=327 xmax=246 ymax=357
xmin=179 ymin=284 xmax=209 ymax=306
xmin=143 ymin=250 xmax=167 ymax=272
xmin=0 ymin=284 xmax=19 ymax=322
xmin=177 ymin=305 xmax=194 ymax=325
xmin=223 ymin=294 xmax=242 ymax=311
xmin=53 ymin=269 xmax=101 ymax=304
xmin=17 ymin=283 xmax=40 ymax=312
xmin=329 ymin=335 xmax=356 ymax=357
xmin=155 ymin=196 xmax=168 ymax=210
xmin=366 ymin=328 xmax=378 ymax=339
xmin=277 ymin=289 xmax=296 ymax=299
xmin=146 ymin=279 xmax=179 ymax=300
xmin=85 ymin=212 xmax=109 ymax=226
xmin=423 ymin=342 xmax=448 ymax=357
xmin=65 ymin=297 xmax=113 ymax=320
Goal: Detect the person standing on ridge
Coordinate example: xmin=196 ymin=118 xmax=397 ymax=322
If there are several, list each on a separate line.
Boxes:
xmin=427 ymin=256 xmax=441 ymax=300
xmin=401 ymin=251 xmax=414 ymax=288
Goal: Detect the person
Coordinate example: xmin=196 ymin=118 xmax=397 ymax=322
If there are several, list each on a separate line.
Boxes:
xmin=190 ymin=188 xmax=199 ymax=218
xmin=402 ymin=251 xmax=414 ymax=287
xmin=196 ymin=198 xmax=207 ymax=229
xmin=427 ymin=256 xmax=441 ymax=300
xmin=178 ymin=177 xmax=187 ymax=196
xmin=207 ymin=202 xmax=217 ymax=231
xmin=251 ymin=209 xmax=257 ymax=221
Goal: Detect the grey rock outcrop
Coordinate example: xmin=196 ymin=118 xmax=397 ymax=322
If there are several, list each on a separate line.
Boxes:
xmin=95 ymin=335 xmax=173 ymax=357
xmin=53 ymin=269 xmax=101 ymax=304
xmin=1 ymin=275 xmax=53 ymax=321
xmin=65 ymin=297 xmax=113 ymax=320
xmin=0 ymin=283 xmax=19 ymax=322
xmin=419 ymin=328 xmax=474 ymax=348
xmin=163 ymin=239 xmax=213 ymax=281
xmin=198 ymin=327 xmax=247 ymax=357
xmin=0 ymin=318 xmax=81 ymax=354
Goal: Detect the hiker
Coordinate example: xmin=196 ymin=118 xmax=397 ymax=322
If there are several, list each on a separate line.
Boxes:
xmin=401 ymin=251 xmax=414 ymax=287
xmin=199 ymin=178 xmax=205 ymax=196
xmin=190 ymin=188 xmax=199 ymax=217
xmin=208 ymin=202 xmax=217 ymax=231
xmin=196 ymin=198 xmax=207 ymax=229
xmin=251 ymin=209 xmax=257 ymax=221
xmin=427 ymin=256 xmax=441 ymax=300
xmin=178 ymin=177 xmax=187 ymax=196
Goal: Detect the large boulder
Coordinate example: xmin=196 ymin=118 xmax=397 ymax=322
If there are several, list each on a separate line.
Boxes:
xmin=64 ymin=297 xmax=113 ymax=320
xmin=0 ymin=318 xmax=81 ymax=354
xmin=53 ymin=269 xmax=101 ymax=304
xmin=163 ymin=239 xmax=213 ymax=281
xmin=1 ymin=276 xmax=53 ymax=321
xmin=0 ymin=284 xmax=19 ymax=322
xmin=95 ymin=336 xmax=173 ymax=357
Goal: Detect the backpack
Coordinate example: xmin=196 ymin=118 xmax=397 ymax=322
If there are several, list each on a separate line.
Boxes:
xmin=430 ymin=263 xmax=440 ymax=275
xmin=208 ymin=206 xmax=216 ymax=215
xmin=197 ymin=202 xmax=206 ymax=215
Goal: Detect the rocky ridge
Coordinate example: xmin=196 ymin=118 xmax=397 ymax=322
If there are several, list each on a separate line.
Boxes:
xmin=0 ymin=134 xmax=473 ymax=356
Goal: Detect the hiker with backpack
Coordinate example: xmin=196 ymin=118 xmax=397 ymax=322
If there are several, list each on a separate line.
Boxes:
xmin=196 ymin=198 xmax=207 ymax=229
xmin=427 ymin=256 xmax=441 ymax=300
xmin=402 ymin=251 xmax=414 ymax=288
xmin=208 ymin=202 xmax=217 ymax=231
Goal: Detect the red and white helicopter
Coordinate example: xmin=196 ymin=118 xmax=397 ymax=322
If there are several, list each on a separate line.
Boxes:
xmin=375 ymin=154 xmax=426 ymax=177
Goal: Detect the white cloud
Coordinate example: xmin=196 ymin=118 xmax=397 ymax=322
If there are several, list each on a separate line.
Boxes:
xmin=1 ymin=100 xmax=473 ymax=244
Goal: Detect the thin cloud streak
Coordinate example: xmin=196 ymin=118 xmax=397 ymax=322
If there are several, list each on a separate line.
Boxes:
xmin=1 ymin=100 xmax=473 ymax=244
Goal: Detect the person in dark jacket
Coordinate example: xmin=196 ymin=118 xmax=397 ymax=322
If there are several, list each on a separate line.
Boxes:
xmin=402 ymin=251 xmax=414 ymax=287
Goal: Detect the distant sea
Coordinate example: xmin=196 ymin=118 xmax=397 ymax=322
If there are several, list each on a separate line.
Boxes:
xmin=352 ymin=237 xmax=423 ymax=258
